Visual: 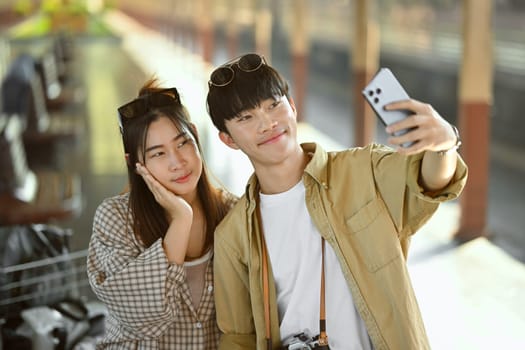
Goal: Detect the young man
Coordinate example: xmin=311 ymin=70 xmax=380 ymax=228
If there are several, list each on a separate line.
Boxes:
xmin=206 ymin=53 xmax=467 ymax=350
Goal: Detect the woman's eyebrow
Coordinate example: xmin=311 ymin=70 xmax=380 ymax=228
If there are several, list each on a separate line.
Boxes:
xmin=144 ymin=132 xmax=187 ymax=153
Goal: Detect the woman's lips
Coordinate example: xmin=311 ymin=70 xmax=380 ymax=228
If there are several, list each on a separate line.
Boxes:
xmin=174 ymin=172 xmax=191 ymax=183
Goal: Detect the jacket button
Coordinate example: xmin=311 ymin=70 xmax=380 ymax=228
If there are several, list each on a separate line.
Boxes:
xmin=207 ymin=285 xmax=213 ymax=293
xmin=195 ymin=322 xmax=202 ymax=329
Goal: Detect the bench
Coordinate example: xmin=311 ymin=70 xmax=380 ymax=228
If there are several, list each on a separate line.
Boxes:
xmin=52 ymin=32 xmax=75 ymax=83
xmin=0 ymin=114 xmax=82 ymax=225
xmin=34 ymin=50 xmax=68 ymax=110
xmin=1 ymin=53 xmax=85 ymax=167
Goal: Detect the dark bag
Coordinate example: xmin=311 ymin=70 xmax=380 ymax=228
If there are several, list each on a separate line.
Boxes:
xmin=0 ymin=224 xmax=75 ymax=320
xmin=0 ymin=224 xmax=93 ymax=349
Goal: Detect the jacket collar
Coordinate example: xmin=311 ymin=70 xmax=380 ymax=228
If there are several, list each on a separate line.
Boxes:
xmin=244 ymin=142 xmax=329 ymax=208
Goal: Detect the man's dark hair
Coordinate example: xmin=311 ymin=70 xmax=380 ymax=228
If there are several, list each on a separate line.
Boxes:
xmin=206 ymin=63 xmax=290 ymax=133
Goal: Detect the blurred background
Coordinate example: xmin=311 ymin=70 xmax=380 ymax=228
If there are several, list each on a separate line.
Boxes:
xmin=0 ymin=0 xmax=524 ymax=349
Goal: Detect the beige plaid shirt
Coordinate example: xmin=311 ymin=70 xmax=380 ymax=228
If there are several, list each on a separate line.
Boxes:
xmin=88 ymin=192 xmax=230 ymax=350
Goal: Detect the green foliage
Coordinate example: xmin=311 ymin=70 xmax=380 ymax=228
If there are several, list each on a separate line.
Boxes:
xmin=13 ymin=0 xmax=34 ymax=15
xmin=8 ymin=11 xmax=114 ymax=39
xmin=41 ymin=0 xmax=89 ymax=15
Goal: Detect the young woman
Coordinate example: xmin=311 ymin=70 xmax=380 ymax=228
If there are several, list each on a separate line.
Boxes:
xmin=88 ymin=79 xmax=236 ymax=349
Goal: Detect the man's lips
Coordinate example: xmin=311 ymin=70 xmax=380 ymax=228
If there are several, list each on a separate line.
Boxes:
xmin=258 ymin=130 xmax=286 ymax=145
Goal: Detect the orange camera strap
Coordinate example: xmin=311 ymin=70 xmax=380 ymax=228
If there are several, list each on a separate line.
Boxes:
xmin=256 ymin=201 xmax=328 ymax=349
xmin=318 ymin=238 xmax=329 ymax=346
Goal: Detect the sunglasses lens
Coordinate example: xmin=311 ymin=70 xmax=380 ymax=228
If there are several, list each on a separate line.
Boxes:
xmin=211 ymin=66 xmax=234 ymax=87
xmin=209 ymin=54 xmax=265 ymax=87
xmin=148 ymin=93 xmax=177 ymax=108
xmin=238 ymin=53 xmax=263 ymax=72
xmin=118 ymin=100 xmax=143 ymax=120
xmin=117 ymin=89 xmax=180 ymax=135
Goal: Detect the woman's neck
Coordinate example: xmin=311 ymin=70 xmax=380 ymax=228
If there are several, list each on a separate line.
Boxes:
xmin=185 ymin=200 xmax=207 ymax=260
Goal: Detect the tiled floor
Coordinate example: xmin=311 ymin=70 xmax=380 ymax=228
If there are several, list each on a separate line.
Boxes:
xmin=408 ymin=203 xmax=525 ymax=349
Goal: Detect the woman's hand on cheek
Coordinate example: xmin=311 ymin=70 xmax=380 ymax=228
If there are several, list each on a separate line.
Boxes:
xmin=135 ymin=163 xmax=193 ymax=223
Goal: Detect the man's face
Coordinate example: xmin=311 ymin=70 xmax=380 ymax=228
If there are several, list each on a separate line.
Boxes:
xmin=219 ymin=95 xmax=299 ymax=169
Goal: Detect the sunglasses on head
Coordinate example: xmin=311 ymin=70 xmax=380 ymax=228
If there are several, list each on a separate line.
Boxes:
xmin=208 ymin=53 xmax=266 ymax=88
xmin=117 ymin=87 xmax=180 ymax=134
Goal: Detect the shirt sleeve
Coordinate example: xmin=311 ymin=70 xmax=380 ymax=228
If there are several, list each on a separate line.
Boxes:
xmin=370 ymin=144 xmax=468 ymax=239
xmin=214 ymin=229 xmax=257 ymax=350
xmin=87 ymin=197 xmax=186 ymax=338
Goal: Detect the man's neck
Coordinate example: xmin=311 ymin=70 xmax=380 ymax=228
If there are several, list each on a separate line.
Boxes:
xmin=255 ymin=146 xmax=310 ymax=194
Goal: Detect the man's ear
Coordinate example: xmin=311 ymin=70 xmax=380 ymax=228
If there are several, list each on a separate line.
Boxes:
xmin=219 ymin=131 xmax=240 ymax=150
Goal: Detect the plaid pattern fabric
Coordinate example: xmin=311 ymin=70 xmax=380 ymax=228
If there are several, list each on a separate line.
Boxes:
xmin=88 ymin=192 xmax=226 ymax=350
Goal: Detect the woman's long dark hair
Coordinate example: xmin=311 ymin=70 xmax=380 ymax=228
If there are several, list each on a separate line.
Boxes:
xmin=122 ymin=78 xmax=232 ymax=251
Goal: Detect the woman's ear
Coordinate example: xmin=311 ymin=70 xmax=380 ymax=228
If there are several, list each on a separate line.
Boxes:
xmin=219 ymin=131 xmax=239 ymax=150
xmin=190 ymin=123 xmax=199 ymax=138
xmin=126 ymin=153 xmax=140 ymax=173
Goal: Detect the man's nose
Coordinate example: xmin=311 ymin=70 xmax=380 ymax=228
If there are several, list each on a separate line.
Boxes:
xmin=257 ymin=113 xmax=277 ymax=133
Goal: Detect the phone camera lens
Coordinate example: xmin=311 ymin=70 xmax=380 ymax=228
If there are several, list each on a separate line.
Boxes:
xmin=376 ymin=88 xmax=382 ymax=94
xmin=374 ymin=97 xmax=379 ymax=103
xmin=368 ymin=90 xmax=374 ymax=96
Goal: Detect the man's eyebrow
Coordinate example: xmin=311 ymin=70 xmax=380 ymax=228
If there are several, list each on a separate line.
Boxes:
xmin=144 ymin=132 xmax=187 ymax=153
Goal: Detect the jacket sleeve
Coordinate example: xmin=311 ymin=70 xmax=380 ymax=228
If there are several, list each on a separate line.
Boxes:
xmin=370 ymin=144 xmax=468 ymax=238
xmin=87 ymin=198 xmax=185 ymax=338
xmin=214 ymin=228 xmax=257 ymax=350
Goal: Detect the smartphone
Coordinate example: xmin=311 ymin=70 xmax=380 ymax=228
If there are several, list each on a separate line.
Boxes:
xmin=361 ymin=68 xmax=414 ymax=147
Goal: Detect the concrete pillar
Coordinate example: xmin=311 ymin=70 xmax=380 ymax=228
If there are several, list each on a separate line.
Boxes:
xmin=456 ymin=0 xmax=493 ymax=241
xmin=171 ymin=0 xmax=184 ymax=45
xmin=290 ymin=0 xmax=309 ymax=122
xmin=352 ymin=0 xmax=380 ymax=146
xmin=225 ymin=0 xmax=240 ymax=58
xmin=178 ymin=0 xmax=194 ymax=51
xmin=195 ymin=0 xmax=214 ymax=63
xmin=255 ymin=0 xmax=272 ymax=61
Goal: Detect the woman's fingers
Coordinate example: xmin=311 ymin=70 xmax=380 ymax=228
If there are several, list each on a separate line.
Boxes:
xmin=136 ymin=163 xmax=168 ymax=201
xmin=135 ymin=163 xmax=192 ymax=220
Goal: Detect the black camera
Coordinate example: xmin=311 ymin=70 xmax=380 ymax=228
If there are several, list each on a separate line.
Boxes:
xmin=281 ymin=331 xmax=330 ymax=350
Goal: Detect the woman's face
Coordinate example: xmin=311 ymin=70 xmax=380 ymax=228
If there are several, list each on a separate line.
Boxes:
xmin=141 ymin=116 xmax=202 ymax=201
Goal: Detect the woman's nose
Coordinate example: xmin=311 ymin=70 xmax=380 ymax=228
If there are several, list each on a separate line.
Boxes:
xmin=168 ymin=152 xmax=184 ymax=171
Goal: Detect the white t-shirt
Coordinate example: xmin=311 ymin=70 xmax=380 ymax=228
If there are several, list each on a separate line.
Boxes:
xmin=259 ymin=181 xmax=374 ymax=350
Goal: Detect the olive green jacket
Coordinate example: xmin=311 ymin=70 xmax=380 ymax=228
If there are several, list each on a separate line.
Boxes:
xmin=214 ymin=143 xmax=468 ymax=350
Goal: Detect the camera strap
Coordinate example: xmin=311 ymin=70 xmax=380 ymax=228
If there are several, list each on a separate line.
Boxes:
xmin=256 ymin=200 xmax=329 ymax=349
xmin=319 ymin=238 xmax=329 ymax=346
xmin=256 ymin=201 xmax=273 ymax=350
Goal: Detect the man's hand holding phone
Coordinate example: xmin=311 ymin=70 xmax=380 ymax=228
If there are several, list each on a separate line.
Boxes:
xmin=383 ymin=99 xmax=458 ymax=156
xmin=362 ymin=68 xmax=458 ymax=155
